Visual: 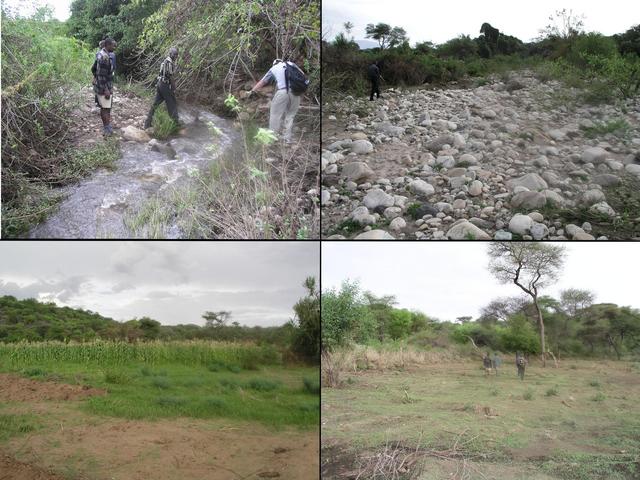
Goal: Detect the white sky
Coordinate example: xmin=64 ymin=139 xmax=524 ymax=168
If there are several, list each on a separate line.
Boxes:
xmin=323 ymin=0 xmax=640 ymax=45
xmin=2 ymin=0 xmax=72 ymax=20
xmin=0 ymin=242 xmax=319 ymax=327
xmin=322 ymin=243 xmax=638 ymax=322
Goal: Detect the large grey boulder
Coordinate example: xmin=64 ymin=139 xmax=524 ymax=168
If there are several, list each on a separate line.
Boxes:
xmin=409 ymin=179 xmax=435 ymax=197
xmin=363 ymin=189 xmax=395 ymax=210
xmin=506 ymin=173 xmax=548 ymax=191
xmin=342 ymin=162 xmax=375 ymax=183
xmin=446 ymin=220 xmax=491 ymax=240
xmin=355 ymin=230 xmax=395 ymax=239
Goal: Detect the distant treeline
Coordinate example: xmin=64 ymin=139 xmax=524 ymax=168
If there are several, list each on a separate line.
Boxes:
xmin=0 ymin=278 xmax=319 ymax=363
xmin=323 ymin=16 xmax=640 ymax=101
xmin=322 ymin=281 xmax=640 ymax=360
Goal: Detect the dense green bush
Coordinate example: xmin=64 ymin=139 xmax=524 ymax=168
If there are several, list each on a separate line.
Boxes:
xmin=566 ymin=33 xmax=618 ymax=67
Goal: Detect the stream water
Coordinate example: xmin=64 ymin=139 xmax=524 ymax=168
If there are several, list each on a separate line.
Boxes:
xmin=29 ymin=106 xmax=235 ymax=239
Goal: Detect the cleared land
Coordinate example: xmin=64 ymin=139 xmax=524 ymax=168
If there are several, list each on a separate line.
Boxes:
xmin=321 ymin=358 xmax=640 ymax=479
xmin=0 ymin=341 xmax=319 ymax=479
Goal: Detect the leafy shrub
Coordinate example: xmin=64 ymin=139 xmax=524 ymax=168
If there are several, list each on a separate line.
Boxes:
xmin=151 ymin=105 xmax=179 ymax=140
xmin=546 ymin=386 xmax=559 ymax=397
xmin=22 ymin=367 xmax=47 ymax=377
xmin=203 ymin=397 xmax=227 ymax=412
xmin=151 ymin=376 xmax=170 ymax=389
xmin=589 ymin=379 xmax=601 ymax=387
xmin=219 ymin=378 xmax=239 ymax=390
xmin=523 ymin=388 xmax=534 ymax=400
xmin=156 ymin=396 xmax=186 ymax=407
xmin=303 ymin=376 xmax=320 ymax=395
xmin=567 ymin=33 xmax=618 ymax=67
xmin=591 ymin=392 xmax=606 ymax=402
xmin=104 ymin=370 xmax=131 ymax=384
xmin=246 ymin=378 xmax=280 ymax=392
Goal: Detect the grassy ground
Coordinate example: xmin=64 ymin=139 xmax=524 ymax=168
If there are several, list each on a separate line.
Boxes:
xmin=321 ymin=359 xmax=640 ymax=479
xmin=0 ymin=342 xmax=317 ymax=429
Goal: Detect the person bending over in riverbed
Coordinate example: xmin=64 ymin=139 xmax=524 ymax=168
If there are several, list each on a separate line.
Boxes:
xmin=144 ymin=47 xmax=182 ymax=129
xmin=248 ymin=58 xmax=309 ymax=144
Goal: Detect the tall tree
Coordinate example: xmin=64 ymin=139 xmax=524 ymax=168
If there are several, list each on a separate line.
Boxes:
xmin=488 ymin=243 xmax=566 ymax=367
xmin=202 ymin=311 xmax=232 ymax=328
xmin=290 ymin=277 xmax=320 ymax=361
xmin=365 ymin=23 xmax=407 ymax=50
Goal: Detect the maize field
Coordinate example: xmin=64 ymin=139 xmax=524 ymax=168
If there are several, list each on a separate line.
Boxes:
xmin=0 ymin=340 xmax=282 ymax=368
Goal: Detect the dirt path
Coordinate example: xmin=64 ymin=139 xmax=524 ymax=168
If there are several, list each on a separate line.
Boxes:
xmin=8 ymin=418 xmax=318 ymax=480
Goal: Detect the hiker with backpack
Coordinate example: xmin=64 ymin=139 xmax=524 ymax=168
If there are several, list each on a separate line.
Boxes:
xmin=249 ymin=58 xmax=309 ymax=143
xmin=144 ymin=47 xmax=181 ymax=129
xmin=91 ymin=37 xmax=116 ymax=136
xmin=516 ymin=352 xmax=527 ymax=380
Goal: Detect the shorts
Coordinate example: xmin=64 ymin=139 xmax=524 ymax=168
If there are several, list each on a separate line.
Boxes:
xmin=97 ymin=94 xmax=112 ymax=109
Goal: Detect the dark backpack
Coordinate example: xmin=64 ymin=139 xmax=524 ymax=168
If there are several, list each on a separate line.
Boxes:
xmin=284 ymin=62 xmax=309 ymax=96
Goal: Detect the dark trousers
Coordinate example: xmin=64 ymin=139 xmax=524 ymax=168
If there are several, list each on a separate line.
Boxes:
xmin=369 ymin=78 xmax=380 ymax=100
xmin=145 ymin=81 xmax=179 ymax=127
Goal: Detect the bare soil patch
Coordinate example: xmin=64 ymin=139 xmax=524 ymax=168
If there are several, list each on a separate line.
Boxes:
xmin=0 ymin=452 xmax=66 ymax=480
xmin=0 ymin=373 xmax=106 ymax=402
xmin=8 ymin=417 xmax=318 ymax=480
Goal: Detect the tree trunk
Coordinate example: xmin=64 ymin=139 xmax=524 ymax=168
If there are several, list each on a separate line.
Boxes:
xmin=534 ymin=297 xmax=546 ymax=367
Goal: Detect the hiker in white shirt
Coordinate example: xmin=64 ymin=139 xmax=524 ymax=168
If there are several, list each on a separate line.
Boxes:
xmin=249 ymin=59 xmax=308 ymax=143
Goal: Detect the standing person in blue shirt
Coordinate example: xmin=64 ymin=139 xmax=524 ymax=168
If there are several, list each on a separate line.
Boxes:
xmin=249 ymin=58 xmax=308 ymax=144
xmin=91 ymin=38 xmax=115 ymax=136
xmin=492 ymin=352 xmax=502 ymax=376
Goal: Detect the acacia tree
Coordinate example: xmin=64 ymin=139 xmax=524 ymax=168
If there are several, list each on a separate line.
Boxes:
xmin=488 ymin=243 xmax=566 ymax=367
xmin=365 ymin=23 xmax=407 ymax=50
xmin=202 ymin=311 xmax=232 ymax=328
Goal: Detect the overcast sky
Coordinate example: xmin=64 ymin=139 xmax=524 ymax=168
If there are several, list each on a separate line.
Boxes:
xmin=0 ymin=242 xmax=319 ymax=327
xmin=2 ymin=0 xmax=72 ymax=20
xmin=323 ymin=0 xmax=640 ymax=45
xmin=322 ymin=243 xmax=638 ymax=322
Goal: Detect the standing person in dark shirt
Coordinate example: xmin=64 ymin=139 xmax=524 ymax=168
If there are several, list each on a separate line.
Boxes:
xmin=91 ymin=37 xmax=115 ymax=136
xmin=516 ymin=352 xmax=527 ymax=380
xmin=144 ymin=47 xmax=181 ymax=129
xmin=368 ymin=61 xmax=382 ymax=101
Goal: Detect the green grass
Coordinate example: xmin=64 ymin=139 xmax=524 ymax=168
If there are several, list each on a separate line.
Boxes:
xmin=545 ymin=385 xmax=559 ymax=396
xmin=581 ymin=119 xmax=631 ymax=139
xmin=322 ymin=359 xmax=640 ymax=477
xmin=0 ymin=354 xmax=318 ymax=429
xmin=541 ymin=452 xmax=638 ymax=480
xmin=152 ymin=105 xmax=179 ymax=140
xmin=0 ymin=340 xmax=281 ymax=368
xmin=124 ymin=193 xmax=174 ymax=238
xmin=0 ymin=413 xmax=41 ymax=441
xmin=1 ymin=139 xmax=121 ymax=238
xmin=61 ymin=137 xmax=120 ymax=181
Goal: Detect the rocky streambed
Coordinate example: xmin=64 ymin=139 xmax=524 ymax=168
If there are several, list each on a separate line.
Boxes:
xmin=321 ymin=71 xmax=640 ymax=240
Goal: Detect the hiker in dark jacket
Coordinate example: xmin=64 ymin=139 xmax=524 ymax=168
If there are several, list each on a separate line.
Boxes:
xmin=482 ymin=352 xmax=492 ymax=377
xmin=144 ymin=47 xmax=181 ymax=128
xmin=249 ymin=58 xmax=306 ymax=143
xmin=91 ymin=37 xmax=116 ymax=136
xmin=516 ymin=352 xmax=527 ymax=380
xmin=368 ymin=61 xmax=382 ymax=101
